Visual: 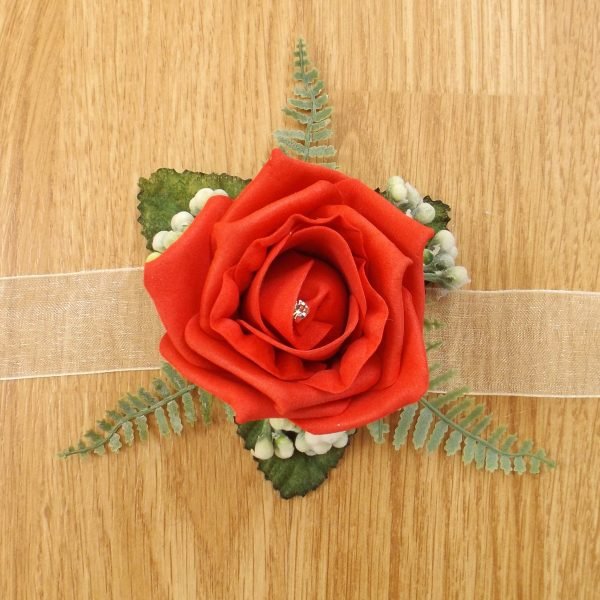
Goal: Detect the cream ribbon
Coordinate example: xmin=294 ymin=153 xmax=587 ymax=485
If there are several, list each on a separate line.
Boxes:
xmin=0 ymin=268 xmax=598 ymax=397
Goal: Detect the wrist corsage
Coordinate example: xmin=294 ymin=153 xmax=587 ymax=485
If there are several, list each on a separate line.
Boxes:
xmin=61 ymin=39 xmax=555 ymax=498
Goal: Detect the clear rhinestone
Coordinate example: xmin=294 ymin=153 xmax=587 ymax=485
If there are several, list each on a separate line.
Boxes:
xmin=293 ymin=299 xmax=310 ymax=322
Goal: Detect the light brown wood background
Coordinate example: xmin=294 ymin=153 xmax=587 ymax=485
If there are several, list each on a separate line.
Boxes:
xmin=1 ymin=1 xmax=598 ymax=598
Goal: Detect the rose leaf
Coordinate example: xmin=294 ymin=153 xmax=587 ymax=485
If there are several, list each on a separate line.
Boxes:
xmin=137 ymin=168 xmax=250 ymax=250
xmin=237 ymin=421 xmax=347 ymax=499
xmin=424 ymin=196 xmax=451 ymax=234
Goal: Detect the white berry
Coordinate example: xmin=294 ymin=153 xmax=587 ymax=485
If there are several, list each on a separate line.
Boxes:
xmin=414 ymin=202 xmax=436 ymax=225
xmin=273 ymin=432 xmax=295 ymax=459
xmin=432 ymin=230 xmax=456 ymax=252
xmin=171 ymin=211 xmax=194 ymax=232
xmin=444 ymin=265 xmax=470 ymax=289
xmin=163 ymin=230 xmax=181 ymax=249
xmin=152 ymin=230 xmax=170 ymax=252
xmin=405 ymin=182 xmax=422 ymax=209
xmin=251 ymin=436 xmax=274 ymax=460
xmin=189 ymin=188 xmax=214 ymax=215
xmin=332 ymin=432 xmax=349 ymax=448
xmin=390 ymin=181 xmax=408 ymax=203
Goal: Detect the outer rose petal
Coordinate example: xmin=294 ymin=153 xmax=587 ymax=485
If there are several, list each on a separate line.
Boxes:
xmin=144 ymin=150 xmax=434 ymax=433
xmin=144 ymin=194 xmax=232 ymax=363
xmin=291 ymin=289 xmax=429 ymax=433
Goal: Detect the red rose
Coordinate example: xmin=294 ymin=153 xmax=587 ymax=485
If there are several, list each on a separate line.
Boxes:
xmin=144 ymin=150 xmax=433 ymax=433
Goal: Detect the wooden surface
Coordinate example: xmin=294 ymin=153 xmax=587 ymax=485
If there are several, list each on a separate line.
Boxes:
xmin=1 ymin=1 xmax=599 ymax=598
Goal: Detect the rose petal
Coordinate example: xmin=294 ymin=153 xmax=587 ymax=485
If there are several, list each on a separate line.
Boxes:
xmin=144 ymin=194 xmax=232 ymax=364
xmin=292 ymin=288 xmax=429 ymax=433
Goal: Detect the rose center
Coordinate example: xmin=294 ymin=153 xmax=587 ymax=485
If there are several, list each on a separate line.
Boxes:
xmin=259 ymin=250 xmax=349 ymax=350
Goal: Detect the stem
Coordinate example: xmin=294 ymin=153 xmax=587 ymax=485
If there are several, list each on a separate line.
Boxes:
xmin=60 ymin=384 xmax=196 ymax=457
xmin=298 ymin=44 xmax=313 ymax=161
xmin=419 ymin=397 xmax=555 ymax=467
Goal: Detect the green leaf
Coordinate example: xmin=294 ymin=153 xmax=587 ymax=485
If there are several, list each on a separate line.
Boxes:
xmin=367 ymin=419 xmax=390 ymax=444
xmin=59 ymin=363 xmax=197 ymax=458
xmin=427 ymin=421 xmax=449 ymax=452
xmin=167 ymin=400 xmax=183 ymax=435
xmin=308 ymin=145 xmax=336 ymax=158
xmin=413 ymin=407 xmax=434 ymax=449
xmin=153 ymin=379 xmax=171 ymax=399
xmin=237 ymin=421 xmax=347 ymax=499
xmin=474 ymin=442 xmax=486 ymax=469
xmin=393 ymin=403 xmax=418 ymax=449
xmin=389 ymin=355 xmax=556 ymax=475
xmin=137 ymin=169 xmax=250 ymax=250
xmin=423 ymin=197 xmax=451 ymax=234
xmin=444 ymin=430 xmax=463 ymax=455
xmin=162 ymin=363 xmax=187 ymax=390
xmin=135 ymin=416 xmax=149 ymax=442
xmin=200 ymin=390 xmax=214 ymax=425
xmin=121 ymin=421 xmax=134 ymax=446
xmin=182 ymin=392 xmax=197 ymax=424
xmin=223 ymin=402 xmax=236 ymax=423
xmin=108 ymin=433 xmax=122 ymax=454
xmin=154 ymin=407 xmax=170 ymax=437
xmin=274 ymin=38 xmax=337 ymax=168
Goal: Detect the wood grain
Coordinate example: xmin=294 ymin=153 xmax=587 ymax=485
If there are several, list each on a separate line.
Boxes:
xmin=0 ymin=1 xmax=598 ymax=598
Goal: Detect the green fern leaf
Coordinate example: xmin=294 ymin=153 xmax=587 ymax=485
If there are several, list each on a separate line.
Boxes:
xmin=310 ymin=128 xmax=332 ymax=142
xmin=153 ymin=379 xmax=171 ymax=399
xmin=60 ymin=363 xmax=196 ymax=458
xmin=162 ymin=363 xmax=186 ymax=390
xmin=274 ymin=129 xmax=305 ymax=140
xmin=288 ymin=98 xmax=313 ymax=111
xmin=276 ymin=136 xmax=308 ymax=156
xmin=118 ymin=399 xmax=136 ymax=417
xmin=274 ymin=38 xmax=337 ymax=167
xmin=444 ymin=431 xmax=463 ymax=455
xmin=474 ymin=442 xmax=487 ymax=469
xmin=108 ymin=433 xmax=122 ymax=453
xmin=367 ymin=419 xmax=390 ymax=444
xmin=128 ymin=393 xmax=147 ymax=411
xmin=500 ymin=455 xmax=513 ymax=474
xmin=400 ymin=379 xmax=556 ymax=474
xmin=427 ymin=421 xmax=449 ymax=452
xmin=393 ymin=403 xmax=418 ymax=449
xmin=154 ymin=407 xmax=170 ymax=437
xmin=308 ymin=145 xmax=336 ymax=158
xmin=200 ymin=390 xmax=213 ymax=425
xmin=182 ymin=392 xmax=197 ymax=424
xmin=386 ymin=333 xmax=558 ymax=475
xmin=282 ymin=107 xmax=311 ymax=124
xmin=135 ymin=415 xmax=149 ymax=441
xmin=413 ymin=407 xmax=434 ymax=449
xmin=513 ymin=440 xmax=533 ymax=474
xmin=428 ymin=370 xmax=456 ymax=389
xmin=121 ymin=421 xmax=134 ymax=446
xmin=223 ymin=402 xmax=236 ymax=423
xmin=486 ymin=449 xmax=499 ymax=472
xmin=310 ymin=118 xmax=332 ymax=132
xmin=97 ymin=419 xmax=112 ymax=433
xmin=167 ymin=400 xmax=183 ymax=435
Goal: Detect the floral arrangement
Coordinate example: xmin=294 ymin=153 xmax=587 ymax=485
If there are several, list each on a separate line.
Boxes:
xmin=61 ymin=40 xmax=555 ymax=498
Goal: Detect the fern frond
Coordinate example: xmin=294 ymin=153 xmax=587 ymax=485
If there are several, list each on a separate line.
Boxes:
xmin=389 ymin=326 xmax=556 ymax=474
xmin=392 ymin=388 xmax=555 ymax=474
xmin=58 ymin=363 xmax=200 ymax=458
xmin=274 ymin=38 xmax=337 ymax=168
xmin=367 ymin=419 xmax=390 ymax=444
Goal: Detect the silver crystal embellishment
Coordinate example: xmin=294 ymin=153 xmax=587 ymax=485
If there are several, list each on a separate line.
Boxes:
xmin=293 ymin=299 xmax=310 ymax=322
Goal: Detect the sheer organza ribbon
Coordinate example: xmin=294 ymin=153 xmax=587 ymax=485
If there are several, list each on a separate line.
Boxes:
xmin=0 ymin=268 xmax=598 ymax=397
